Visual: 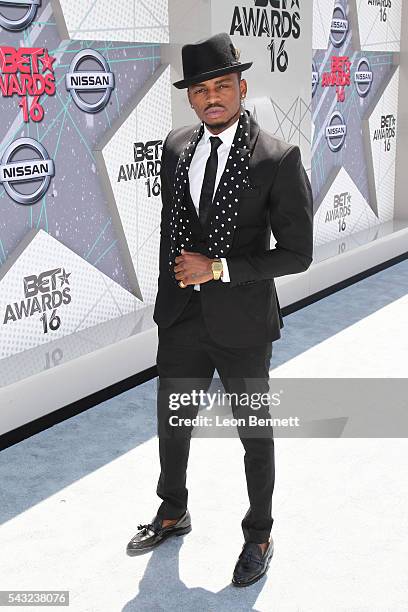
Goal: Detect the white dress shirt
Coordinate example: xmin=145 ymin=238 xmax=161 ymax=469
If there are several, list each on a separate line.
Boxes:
xmin=188 ymin=118 xmax=238 ymax=289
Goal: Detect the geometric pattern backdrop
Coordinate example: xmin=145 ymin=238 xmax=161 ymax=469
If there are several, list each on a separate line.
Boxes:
xmin=0 ymin=0 xmax=403 ymax=359
xmin=357 ymin=0 xmax=401 ymax=52
xmin=246 ymin=96 xmax=312 ymax=173
xmin=0 ymin=0 xmax=169 ymax=356
xmin=0 ymin=228 xmax=139 ymax=358
xmin=58 ymin=0 xmax=169 ymax=43
xmin=100 ymin=65 xmax=172 ymax=308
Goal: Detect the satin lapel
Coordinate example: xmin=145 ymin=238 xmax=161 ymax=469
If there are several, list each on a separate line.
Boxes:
xmin=203 ymin=111 xmax=260 ymax=235
xmin=173 ymin=121 xmax=204 ymax=231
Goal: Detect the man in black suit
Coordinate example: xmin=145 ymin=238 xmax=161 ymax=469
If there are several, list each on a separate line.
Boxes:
xmin=127 ymin=32 xmax=313 ymax=587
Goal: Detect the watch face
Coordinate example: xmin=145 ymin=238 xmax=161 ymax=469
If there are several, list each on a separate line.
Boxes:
xmin=212 ymin=261 xmax=223 ymax=272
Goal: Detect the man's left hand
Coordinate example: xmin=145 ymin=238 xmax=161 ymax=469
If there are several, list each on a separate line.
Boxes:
xmin=174 ymin=249 xmax=218 ymax=286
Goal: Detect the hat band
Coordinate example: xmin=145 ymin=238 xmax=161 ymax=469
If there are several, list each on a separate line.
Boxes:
xmin=185 ymin=60 xmax=242 ymax=79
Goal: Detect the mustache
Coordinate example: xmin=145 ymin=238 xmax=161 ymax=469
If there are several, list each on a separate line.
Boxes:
xmin=205 ymin=105 xmax=225 ymax=112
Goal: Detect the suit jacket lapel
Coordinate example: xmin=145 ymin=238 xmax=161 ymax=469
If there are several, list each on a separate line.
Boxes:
xmin=203 ymin=110 xmax=260 ymax=235
xmin=171 ymin=110 xmax=261 ymax=250
xmin=173 ymin=122 xmax=203 ymax=234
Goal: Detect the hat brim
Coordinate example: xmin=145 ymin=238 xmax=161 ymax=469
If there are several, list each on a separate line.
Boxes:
xmin=172 ymin=62 xmax=253 ymax=89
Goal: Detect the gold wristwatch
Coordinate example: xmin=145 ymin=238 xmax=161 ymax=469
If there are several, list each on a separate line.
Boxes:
xmin=211 ymin=259 xmax=223 ymax=281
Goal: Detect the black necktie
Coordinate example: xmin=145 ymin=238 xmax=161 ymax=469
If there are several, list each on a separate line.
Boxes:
xmin=198 ymin=135 xmax=222 ymax=226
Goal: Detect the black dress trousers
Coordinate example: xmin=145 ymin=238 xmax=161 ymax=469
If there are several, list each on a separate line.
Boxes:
xmin=155 ymin=289 xmax=275 ymax=544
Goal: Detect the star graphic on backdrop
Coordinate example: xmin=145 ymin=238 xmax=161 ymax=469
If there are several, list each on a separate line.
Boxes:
xmin=0 ymin=1 xmax=164 ymax=297
xmin=312 ymin=8 xmax=396 ymax=218
xmin=39 ymin=49 xmax=56 ymax=73
xmin=58 ymin=268 xmax=71 ymax=286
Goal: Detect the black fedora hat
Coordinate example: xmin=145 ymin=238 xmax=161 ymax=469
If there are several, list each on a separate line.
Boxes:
xmin=173 ymin=32 xmax=253 ymax=89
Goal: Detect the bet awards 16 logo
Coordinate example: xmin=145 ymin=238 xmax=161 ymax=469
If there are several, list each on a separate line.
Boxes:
xmin=118 ymin=140 xmax=163 ymax=198
xmin=327 ymin=191 xmax=352 ymax=233
xmin=367 ymin=0 xmax=392 ymax=23
xmin=321 ymin=55 xmax=351 ymax=102
xmin=3 ymin=267 xmax=71 ymax=334
xmin=373 ymin=114 xmax=396 ymax=152
xmin=230 ymin=0 xmax=301 ymax=73
xmin=0 ymin=46 xmax=56 ymax=122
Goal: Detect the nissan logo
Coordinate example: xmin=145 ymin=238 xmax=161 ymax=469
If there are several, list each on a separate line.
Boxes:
xmin=330 ymin=3 xmax=349 ymax=48
xmin=0 ymin=137 xmax=54 ymax=205
xmin=65 ymin=49 xmax=115 ymax=114
xmin=354 ymin=57 xmax=373 ymax=97
xmin=0 ymin=0 xmax=40 ymax=31
xmin=325 ymin=111 xmax=347 ymax=152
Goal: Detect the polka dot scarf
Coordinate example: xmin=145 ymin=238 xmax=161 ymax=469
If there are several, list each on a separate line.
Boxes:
xmin=168 ymin=109 xmax=251 ymax=281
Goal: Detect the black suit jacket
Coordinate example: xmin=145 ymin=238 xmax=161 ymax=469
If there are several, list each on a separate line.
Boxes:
xmin=153 ymin=112 xmax=313 ymax=347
